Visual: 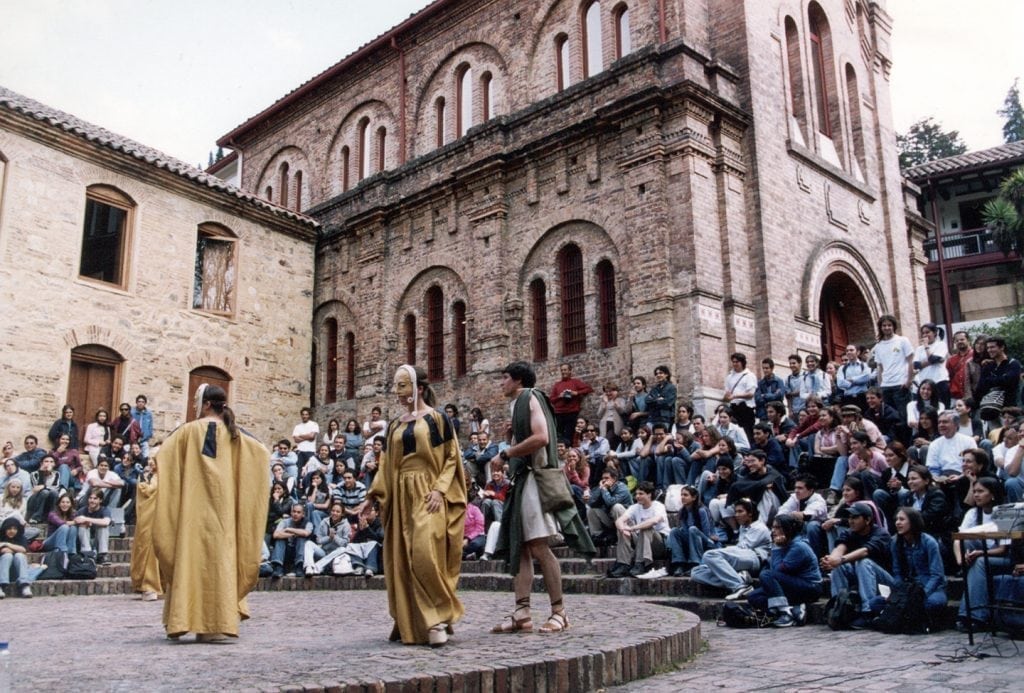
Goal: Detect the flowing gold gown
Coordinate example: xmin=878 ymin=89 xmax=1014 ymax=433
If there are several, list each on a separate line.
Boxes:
xmin=371 ymin=409 xmax=466 ymax=644
xmin=130 ymin=474 xmax=161 ymax=595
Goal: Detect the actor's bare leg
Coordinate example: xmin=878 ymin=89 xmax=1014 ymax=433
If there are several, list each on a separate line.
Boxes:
xmin=492 ymin=547 xmax=536 ymax=633
xmin=525 ymin=538 xmax=568 ymax=633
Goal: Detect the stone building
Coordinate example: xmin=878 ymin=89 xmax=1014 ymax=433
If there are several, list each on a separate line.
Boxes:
xmin=218 ymin=0 xmax=926 ymax=423
xmin=0 ymin=86 xmax=318 ymax=445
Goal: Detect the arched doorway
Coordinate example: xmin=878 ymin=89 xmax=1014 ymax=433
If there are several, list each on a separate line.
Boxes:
xmin=186 ymin=366 xmax=232 ymax=422
xmin=818 ymin=272 xmax=875 ymax=361
xmin=68 ymin=344 xmax=124 ymax=442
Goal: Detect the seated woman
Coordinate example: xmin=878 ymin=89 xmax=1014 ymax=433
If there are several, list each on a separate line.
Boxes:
xmin=908 ymin=407 xmax=940 ymax=464
xmin=27 ymin=454 xmax=62 ymax=523
xmin=697 ymin=458 xmax=736 ymax=511
xmin=896 ymin=465 xmax=951 ymax=540
xmin=302 ymin=501 xmax=353 ymax=575
xmin=746 ymin=514 xmax=822 ymax=627
xmin=563 ymin=448 xmax=590 ymax=519
xmin=327 ymin=457 xmax=348 ymax=491
xmin=342 ymin=419 xmax=365 ymax=470
xmin=906 ymin=379 xmax=945 ymax=433
xmin=43 ymin=493 xmax=78 ymax=555
xmin=0 ymin=516 xmax=34 ymax=598
xmin=815 ymin=407 xmax=846 ymax=495
xmin=50 ymin=433 xmax=82 ymax=492
xmin=304 ymin=469 xmax=332 ymax=527
xmin=805 ymin=475 xmax=884 ymax=557
xmin=462 ymin=502 xmax=486 ymax=561
xmin=270 ymin=463 xmax=296 ymax=499
xmin=872 ymin=442 xmax=912 ymax=528
xmin=832 ymin=432 xmax=885 ymax=499
xmin=956 ymin=476 xmax=1013 ymax=629
xmin=0 ymin=478 xmax=31 ymax=530
xmin=266 ymin=480 xmax=293 ymax=540
xmin=666 ymin=485 xmax=721 ymax=577
xmin=870 ymin=507 xmax=946 ymax=627
xmin=687 ymin=427 xmax=728 ymax=487
xmin=953 ymin=397 xmax=985 ymax=446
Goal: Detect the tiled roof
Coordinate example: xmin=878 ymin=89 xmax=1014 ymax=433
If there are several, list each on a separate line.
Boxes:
xmin=903 ymin=140 xmax=1024 ymax=180
xmin=0 ymin=85 xmax=317 ymax=230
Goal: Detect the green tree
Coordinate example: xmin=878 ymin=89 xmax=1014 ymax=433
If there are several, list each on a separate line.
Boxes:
xmin=983 ymin=166 xmax=1024 ymax=271
xmin=897 ymin=117 xmax=968 ymax=169
xmin=998 ymin=79 xmax=1024 ymax=144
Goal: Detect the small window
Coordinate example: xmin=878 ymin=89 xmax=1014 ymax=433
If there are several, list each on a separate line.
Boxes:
xmin=614 ymin=4 xmax=631 ymax=59
xmin=376 ymin=127 xmax=387 ymax=173
xmin=358 ymin=118 xmax=371 ymax=181
xmin=559 ymin=244 xmax=586 ymax=355
xmin=596 ymin=260 xmax=617 ymax=348
xmin=435 ymin=97 xmax=446 ymax=148
xmin=845 ymin=64 xmax=866 ymax=181
xmin=324 ymin=318 xmax=338 ymax=405
xmin=344 ymin=331 xmax=356 ymax=400
xmin=193 ymin=223 xmax=237 ymax=315
xmin=426 ymin=286 xmax=445 ymax=381
xmin=457 ymin=66 xmax=473 ymax=137
xmin=80 ymin=185 xmax=134 ymax=287
xmin=404 ymin=313 xmax=417 ymax=365
xmin=784 ymin=16 xmax=808 ymax=146
xmin=293 ymin=170 xmax=303 ymax=211
xmin=480 ymin=72 xmax=493 ymax=122
xmin=278 ymin=162 xmax=290 ymax=208
xmin=583 ymin=1 xmax=603 ymax=79
xmin=530 ymin=278 xmax=549 ymax=362
xmin=341 ymin=146 xmax=350 ymax=192
xmin=265 ymin=185 xmax=273 ymax=200
xmin=453 ymin=300 xmax=467 ymax=376
xmin=556 ymin=34 xmax=570 ymax=92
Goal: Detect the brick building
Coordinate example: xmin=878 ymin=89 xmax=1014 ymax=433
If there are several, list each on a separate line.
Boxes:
xmin=0 ymin=86 xmax=318 ymax=445
xmin=218 ymin=0 xmax=926 ymax=423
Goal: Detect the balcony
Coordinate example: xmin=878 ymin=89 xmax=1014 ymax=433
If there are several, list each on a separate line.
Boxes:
xmin=923 ymin=226 xmax=1001 ymax=262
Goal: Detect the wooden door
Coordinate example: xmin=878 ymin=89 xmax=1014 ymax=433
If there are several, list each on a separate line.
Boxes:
xmin=819 ymin=293 xmax=849 ymax=363
xmin=186 ymin=367 xmax=232 ymax=422
xmin=68 ymin=347 xmax=120 ymax=445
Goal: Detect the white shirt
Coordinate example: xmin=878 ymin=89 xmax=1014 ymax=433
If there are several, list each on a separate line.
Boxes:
xmin=872 ymin=336 xmax=914 ymax=388
xmin=622 ymin=500 xmax=670 ymax=537
xmin=725 ymin=369 xmax=757 ymax=407
xmin=914 ymin=339 xmax=949 ymax=385
xmin=924 ymin=433 xmax=975 ymax=476
xmin=779 ymin=492 xmax=828 ymax=523
xmin=292 ymin=420 xmax=320 ymax=453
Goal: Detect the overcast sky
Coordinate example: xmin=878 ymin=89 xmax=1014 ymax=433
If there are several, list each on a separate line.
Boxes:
xmin=1 ymin=0 xmax=1021 ymax=167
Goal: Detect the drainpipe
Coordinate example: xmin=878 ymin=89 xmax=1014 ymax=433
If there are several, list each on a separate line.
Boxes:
xmin=658 ymin=0 xmax=667 ymax=43
xmin=392 ymin=36 xmax=407 ymax=165
xmin=928 ymin=177 xmax=953 ymax=336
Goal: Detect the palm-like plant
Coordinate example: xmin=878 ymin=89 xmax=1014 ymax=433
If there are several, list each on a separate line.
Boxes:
xmin=983 ymin=167 xmax=1024 ymax=268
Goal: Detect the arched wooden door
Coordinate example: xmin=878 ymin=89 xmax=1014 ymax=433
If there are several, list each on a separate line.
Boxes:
xmin=67 ymin=344 xmax=123 ymax=444
xmin=818 ymin=272 xmax=874 ymax=361
xmin=186 ymin=366 xmax=232 ymax=422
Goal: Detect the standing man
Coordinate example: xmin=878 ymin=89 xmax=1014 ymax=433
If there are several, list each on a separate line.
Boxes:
xmin=292 ymin=407 xmax=320 ymax=479
xmin=494 ymin=361 xmax=595 ymax=634
xmin=131 ymin=395 xmax=154 ymax=458
xmin=549 ymin=363 xmax=594 ymax=445
xmin=754 ymin=359 xmax=787 ymax=422
xmin=837 ymin=344 xmax=873 ymax=410
xmin=785 ymin=355 xmax=805 ymax=417
xmin=153 ymin=384 xmax=268 ymax=643
xmin=723 ymin=353 xmax=758 ymax=443
xmin=870 ymin=315 xmax=914 ymax=427
xmin=977 ymin=336 xmax=1022 ymax=410
xmin=946 ymin=331 xmax=979 ymax=403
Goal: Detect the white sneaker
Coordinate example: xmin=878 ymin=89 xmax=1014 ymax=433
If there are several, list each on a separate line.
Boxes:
xmin=637 ymin=566 xmax=668 ymax=580
xmin=20 ymin=585 xmax=33 ymax=598
xmin=480 ymin=553 xmax=492 ymax=561
xmin=725 ymin=584 xmax=754 ymax=601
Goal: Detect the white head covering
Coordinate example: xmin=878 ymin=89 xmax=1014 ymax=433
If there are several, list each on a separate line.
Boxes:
xmin=396 ymin=364 xmax=418 ymax=411
xmin=193 ymin=383 xmax=209 ymax=419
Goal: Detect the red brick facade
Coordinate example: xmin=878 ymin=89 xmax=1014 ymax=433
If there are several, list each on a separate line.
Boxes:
xmin=220 ymin=0 xmax=926 ymax=424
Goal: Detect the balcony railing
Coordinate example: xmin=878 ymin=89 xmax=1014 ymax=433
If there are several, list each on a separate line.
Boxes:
xmin=923 ymin=226 xmax=1002 ymax=263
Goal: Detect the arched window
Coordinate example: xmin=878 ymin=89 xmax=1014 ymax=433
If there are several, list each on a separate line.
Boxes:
xmin=457 ymin=66 xmax=473 ymax=137
xmin=426 ymin=286 xmax=445 ymax=381
xmin=846 ymin=64 xmax=866 ymax=181
xmin=530 ymin=278 xmax=549 ymax=362
xmin=452 ymin=300 xmax=467 ymax=377
xmin=480 ymin=72 xmax=492 ymax=122
xmin=293 ymin=170 xmax=302 ymax=211
xmin=376 ymin=126 xmax=387 ymax=173
xmin=186 ymin=366 xmax=231 ymax=422
xmin=358 ymin=118 xmax=371 ymax=180
xmin=596 ymin=260 xmax=617 ymax=348
xmin=278 ymin=162 xmax=290 ymax=208
xmin=555 ymin=34 xmax=570 ymax=92
xmin=344 ymin=331 xmax=356 ymax=400
xmin=784 ymin=16 xmax=807 ymax=146
xmin=808 ymin=3 xmax=842 ymax=164
xmin=67 ymin=344 xmax=125 ymax=436
xmin=614 ymin=4 xmax=631 ymax=59
xmin=341 ymin=146 xmax=350 ymax=192
xmin=324 ymin=318 xmax=338 ymax=404
xmin=193 ymin=222 xmax=237 ymax=315
xmin=435 ymin=97 xmax=446 ymax=148
xmin=583 ymin=1 xmax=603 ymax=79
xmin=558 ymin=244 xmax=585 ymax=355
xmin=404 ymin=313 xmax=417 ymax=365
xmin=265 ymin=185 xmax=273 ymax=201
xmin=80 ymin=184 xmax=135 ymax=288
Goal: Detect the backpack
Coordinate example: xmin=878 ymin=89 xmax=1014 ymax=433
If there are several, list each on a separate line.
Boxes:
xmin=718 ymin=603 xmax=772 ymax=629
xmin=874 ymin=581 xmax=928 ymax=634
xmin=38 ymin=549 xmax=68 ymax=580
xmin=825 ymin=589 xmax=861 ymax=630
xmin=66 ymin=553 xmax=98 ymax=580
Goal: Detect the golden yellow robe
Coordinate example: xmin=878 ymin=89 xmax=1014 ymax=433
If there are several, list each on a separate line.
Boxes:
xmin=371 ymin=409 xmax=466 ymax=644
xmin=152 ymin=419 xmax=268 ymax=637
xmin=130 ymin=474 xmax=161 ymax=595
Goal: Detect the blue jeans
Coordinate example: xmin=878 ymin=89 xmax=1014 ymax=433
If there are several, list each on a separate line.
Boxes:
xmin=630 ymin=456 xmax=652 ymax=484
xmin=690 ymin=546 xmax=762 ymax=590
xmin=829 ymin=558 xmax=894 ymax=612
xmin=272 ymin=537 xmax=307 ymax=571
xmin=666 ymin=525 xmax=719 ymax=565
xmin=1004 ymin=477 xmax=1024 ymax=503
xmin=42 ymin=524 xmax=78 ymax=554
xmin=959 ymin=554 xmax=1014 ymax=622
xmin=829 ymin=456 xmax=849 ymax=491
xmin=0 ymin=552 xmax=32 ymax=586
xmin=803 ymin=521 xmax=837 ymax=557
xmin=747 ymin=569 xmax=822 ymax=611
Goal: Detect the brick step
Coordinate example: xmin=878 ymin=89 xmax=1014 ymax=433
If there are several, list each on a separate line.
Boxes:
xmin=28 ymin=550 xmax=132 ymax=564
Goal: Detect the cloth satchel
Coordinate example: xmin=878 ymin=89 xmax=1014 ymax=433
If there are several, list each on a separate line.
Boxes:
xmin=533 ymin=466 xmax=575 ymax=513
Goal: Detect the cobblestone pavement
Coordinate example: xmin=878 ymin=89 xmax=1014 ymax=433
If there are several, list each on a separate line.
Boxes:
xmin=610 ymin=616 xmax=1021 ymax=693
xmin=0 ymin=590 xmax=697 ymax=691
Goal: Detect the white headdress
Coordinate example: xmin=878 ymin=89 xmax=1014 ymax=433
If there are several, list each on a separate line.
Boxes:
xmin=397 ymin=364 xmax=418 ymax=410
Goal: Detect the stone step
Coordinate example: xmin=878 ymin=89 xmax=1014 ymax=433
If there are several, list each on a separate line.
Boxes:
xmin=28 ymin=550 xmax=132 ymax=564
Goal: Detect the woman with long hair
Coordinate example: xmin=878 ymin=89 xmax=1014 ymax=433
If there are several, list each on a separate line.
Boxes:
xmin=914 ymin=324 xmax=950 ymax=407
xmin=746 ymin=514 xmax=822 ymax=627
xmin=805 ymin=475 xmax=885 ymax=557
xmin=26 ymin=454 xmax=62 ymax=523
xmin=267 ymin=480 xmax=293 ymax=537
xmin=956 ymin=477 xmax=1012 ymax=629
xmin=51 ymin=432 xmax=82 ymax=492
xmin=907 ymin=379 xmax=944 ymax=432
xmin=83 ymin=408 xmax=112 ymax=473
xmin=469 ymin=407 xmax=490 ymax=436
xmin=908 ymin=407 xmax=940 ymax=464
xmin=342 ymin=419 xmax=364 ymax=465
xmin=879 ymin=507 xmax=947 ymax=626
xmin=42 ymin=492 xmax=78 ymax=554
xmin=322 ymin=419 xmax=341 ymax=447
xmin=304 ymin=469 xmax=332 ymax=527
xmin=666 ymin=484 xmax=720 ymax=576
xmin=563 ymin=447 xmax=590 ymax=519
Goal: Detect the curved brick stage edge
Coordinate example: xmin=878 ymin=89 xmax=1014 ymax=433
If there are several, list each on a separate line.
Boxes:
xmin=0 ymin=591 xmax=701 ymax=692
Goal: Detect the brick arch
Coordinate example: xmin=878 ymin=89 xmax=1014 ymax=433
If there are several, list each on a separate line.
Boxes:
xmin=326 ymin=99 xmax=398 ymax=197
xmin=183 ymin=349 xmax=238 ymax=376
xmin=313 ymin=300 xmax=358 ymax=404
xmin=392 ymin=266 xmax=470 ymax=334
xmin=254 ymin=145 xmax=313 ymax=208
xmin=801 ymin=241 xmax=887 ymax=324
xmin=524 ymin=0 xmax=580 ymax=99
xmin=62 ymin=325 xmax=141 ymax=362
xmin=409 ymin=41 xmax=508 ymax=158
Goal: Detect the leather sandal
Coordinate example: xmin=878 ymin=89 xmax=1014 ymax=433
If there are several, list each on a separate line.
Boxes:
xmin=538 ymin=611 xmax=569 ymax=634
xmin=491 ymin=610 xmax=533 ymax=633
xmin=428 ymin=622 xmax=450 ymax=647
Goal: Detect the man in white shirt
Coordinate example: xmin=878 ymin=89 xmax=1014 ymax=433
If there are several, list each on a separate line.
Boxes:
xmin=925 ymin=411 xmax=975 ymax=481
xmin=870 ymin=314 xmax=914 ymax=426
xmin=724 ymin=352 xmax=758 ymax=444
xmin=292 ymin=407 xmax=320 ymax=478
xmin=611 ymin=482 xmax=670 ymax=578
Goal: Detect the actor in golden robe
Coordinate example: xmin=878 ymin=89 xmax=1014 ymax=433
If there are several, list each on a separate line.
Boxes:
xmin=369 ymin=365 xmax=466 ymax=647
xmin=130 ymin=457 xmax=161 ymax=601
xmin=152 ymin=385 xmax=268 ymax=642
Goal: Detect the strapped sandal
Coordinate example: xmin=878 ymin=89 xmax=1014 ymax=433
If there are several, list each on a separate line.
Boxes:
xmin=538 ymin=611 xmax=569 ymax=634
xmin=492 ymin=597 xmax=533 ymax=633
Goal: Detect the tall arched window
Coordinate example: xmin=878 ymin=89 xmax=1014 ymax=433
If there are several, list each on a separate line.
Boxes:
xmin=614 ymin=4 xmax=631 ymax=59
xmin=265 ymin=185 xmax=273 ymax=201
xmin=583 ymin=1 xmax=603 ymax=79
xmin=558 ymin=244 xmax=585 ymax=355
xmin=808 ymin=3 xmax=842 ymax=164
xmin=784 ymin=16 xmax=807 ymax=146
xmin=457 ymin=66 xmax=473 ymax=137
xmin=293 ymin=170 xmax=302 ymax=211
xmin=324 ymin=318 xmax=338 ymax=404
xmin=193 ymin=222 xmax=237 ymax=315
xmin=846 ymin=63 xmax=867 ymax=181
xmin=452 ymin=300 xmax=467 ymax=376
xmin=404 ymin=313 xmax=417 ymax=365
xmin=426 ymin=286 xmax=445 ymax=381
xmin=341 ymin=146 xmax=350 ymax=192
xmin=358 ymin=118 xmax=371 ymax=180
xmin=376 ymin=126 xmax=387 ymax=173
xmin=278 ymin=162 xmax=290 ymax=208
xmin=435 ymin=97 xmax=446 ymax=148
xmin=480 ymin=72 xmax=492 ymax=122
xmin=530 ymin=278 xmax=549 ymax=362
xmin=555 ymin=34 xmax=570 ymax=92
xmin=80 ymin=184 xmax=135 ymax=288
xmin=344 ymin=331 xmax=356 ymax=400
xmin=596 ymin=260 xmax=617 ymax=348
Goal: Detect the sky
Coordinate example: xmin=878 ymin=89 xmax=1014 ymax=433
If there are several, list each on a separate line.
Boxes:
xmin=1 ymin=0 xmax=1021 ymax=168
